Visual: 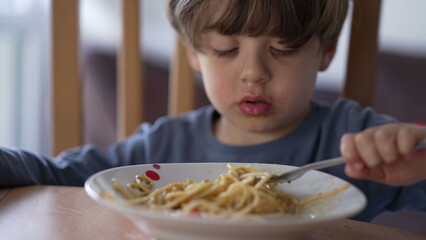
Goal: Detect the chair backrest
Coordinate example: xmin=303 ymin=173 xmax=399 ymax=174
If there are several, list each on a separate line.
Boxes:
xmin=344 ymin=0 xmax=381 ymax=108
xmin=51 ymin=0 xmax=381 ymax=156
xmin=51 ymin=0 xmax=81 ymax=156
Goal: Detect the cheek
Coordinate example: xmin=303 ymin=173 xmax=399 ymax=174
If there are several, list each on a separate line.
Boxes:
xmin=275 ymin=63 xmax=317 ymax=92
xmin=291 ymin=71 xmax=317 ymax=102
xmin=202 ymin=69 xmax=234 ymax=105
xmin=292 ymin=57 xmax=319 ymax=87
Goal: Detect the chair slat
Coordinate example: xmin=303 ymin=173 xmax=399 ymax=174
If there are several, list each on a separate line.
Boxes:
xmin=344 ymin=0 xmax=382 ymax=107
xmin=117 ymin=0 xmax=143 ymax=140
xmin=168 ymin=37 xmax=195 ymax=116
xmin=51 ymin=0 xmax=81 ymax=156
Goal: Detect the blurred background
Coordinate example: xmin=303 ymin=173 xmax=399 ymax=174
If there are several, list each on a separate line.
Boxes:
xmin=0 ymin=0 xmax=425 ymax=233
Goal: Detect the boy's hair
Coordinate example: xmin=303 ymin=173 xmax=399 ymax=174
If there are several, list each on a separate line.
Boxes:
xmin=168 ymin=0 xmax=349 ymax=51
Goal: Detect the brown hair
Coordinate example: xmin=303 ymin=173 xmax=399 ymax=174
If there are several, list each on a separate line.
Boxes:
xmin=168 ymin=0 xmax=348 ymax=51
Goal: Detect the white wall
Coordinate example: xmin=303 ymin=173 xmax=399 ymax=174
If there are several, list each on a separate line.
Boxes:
xmin=0 ymin=33 xmax=18 ymax=146
xmin=0 ymin=0 xmax=50 ymax=155
xmin=319 ymin=0 xmax=426 ymax=91
xmin=380 ymin=0 xmax=426 ymax=56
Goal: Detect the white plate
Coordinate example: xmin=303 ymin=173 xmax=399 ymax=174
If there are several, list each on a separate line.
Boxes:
xmin=85 ymin=162 xmax=366 ymax=240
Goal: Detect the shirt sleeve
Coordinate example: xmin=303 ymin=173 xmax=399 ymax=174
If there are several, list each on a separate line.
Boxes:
xmin=0 ymin=124 xmax=150 ymax=187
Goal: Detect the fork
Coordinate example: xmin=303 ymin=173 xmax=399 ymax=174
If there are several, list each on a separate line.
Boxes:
xmin=269 ymin=140 xmax=426 ymax=184
xmin=268 ymin=157 xmax=345 ymax=184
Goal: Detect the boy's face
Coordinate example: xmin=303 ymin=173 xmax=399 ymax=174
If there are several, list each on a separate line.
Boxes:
xmin=187 ymin=31 xmax=336 ymax=144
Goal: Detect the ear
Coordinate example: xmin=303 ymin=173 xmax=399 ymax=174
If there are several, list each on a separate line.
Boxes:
xmin=319 ymin=41 xmax=337 ymax=71
xmin=186 ymin=47 xmax=201 ymax=72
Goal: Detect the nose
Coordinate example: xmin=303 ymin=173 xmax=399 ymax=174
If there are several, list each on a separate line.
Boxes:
xmin=240 ymin=53 xmax=271 ymax=85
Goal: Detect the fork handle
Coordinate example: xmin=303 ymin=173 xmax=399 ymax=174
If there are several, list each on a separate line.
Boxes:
xmin=297 ymin=157 xmax=344 ymax=172
xmin=271 ymin=157 xmax=345 ymax=183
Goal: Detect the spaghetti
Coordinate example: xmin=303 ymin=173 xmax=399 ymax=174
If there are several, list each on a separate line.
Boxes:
xmin=106 ymin=164 xmax=348 ymax=218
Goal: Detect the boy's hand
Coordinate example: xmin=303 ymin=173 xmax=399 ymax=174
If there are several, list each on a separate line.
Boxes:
xmin=340 ymin=123 xmax=426 ymax=186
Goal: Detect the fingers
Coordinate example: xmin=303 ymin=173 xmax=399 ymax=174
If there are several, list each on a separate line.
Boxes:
xmin=342 ymin=124 xmax=420 ymax=167
xmin=340 ymin=134 xmax=365 ymax=170
xmin=397 ymin=125 xmax=421 ymax=159
xmin=373 ymin=124 xmax=400 ymax=165
xmin=341 ymin=123 xmax=426 ymax=185
xmin=344 ymin=163 xmax=384 ymax=182
xmin=354 ymin=127 xmax=382 ymax=167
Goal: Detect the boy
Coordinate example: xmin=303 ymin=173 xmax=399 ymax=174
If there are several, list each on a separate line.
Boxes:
xmin=1 ymin=0 xmax=425 ymax=223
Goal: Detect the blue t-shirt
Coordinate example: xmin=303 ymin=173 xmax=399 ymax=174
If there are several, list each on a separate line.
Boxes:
xmin=1 ymin=98 xmax=425 ymax=221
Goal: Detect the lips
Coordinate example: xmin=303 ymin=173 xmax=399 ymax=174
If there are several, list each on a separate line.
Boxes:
xmin=238 ymin=96 xmax=272 ymax=116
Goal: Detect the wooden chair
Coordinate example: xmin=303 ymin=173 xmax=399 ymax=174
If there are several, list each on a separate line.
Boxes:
xmin=50 ymin=0 xmax=381 ymax=156
xmin=343 ymin=0 xmax=381 ymax=108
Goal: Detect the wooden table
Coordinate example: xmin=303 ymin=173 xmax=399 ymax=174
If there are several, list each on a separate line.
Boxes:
xmin=0 ymin=186 xmax=425 ymax=240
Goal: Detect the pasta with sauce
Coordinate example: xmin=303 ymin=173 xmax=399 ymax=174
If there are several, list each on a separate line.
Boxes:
xmin=104 ymin=164 xmax=348 ymax=218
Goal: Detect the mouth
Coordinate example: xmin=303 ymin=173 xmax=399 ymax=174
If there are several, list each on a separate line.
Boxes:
xmin=238 ymin=96 xmax=272 ymax=116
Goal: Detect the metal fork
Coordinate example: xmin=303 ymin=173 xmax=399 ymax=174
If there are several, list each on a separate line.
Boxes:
xmin=269 ymin=140 xmax=426 ymax=184
xmin=269 ymin=157 xmax=345 ymax=184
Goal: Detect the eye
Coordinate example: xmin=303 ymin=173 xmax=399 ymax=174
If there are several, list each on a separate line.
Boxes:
xmin=212 ymin=48 xmax=238 ymax=57
xmin=270 ymin=47 xmax=297 ymax=57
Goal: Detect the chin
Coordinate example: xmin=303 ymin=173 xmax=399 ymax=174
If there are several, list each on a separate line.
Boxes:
xmin=241 ymin=116 xmax=299 ymax=136
xmin=242 ymin=122 xmax=284 ymax=134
